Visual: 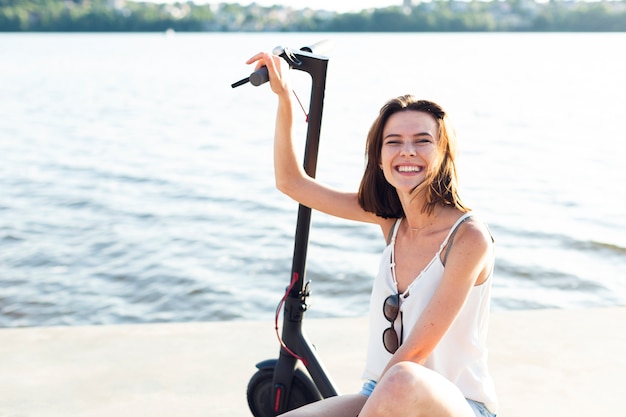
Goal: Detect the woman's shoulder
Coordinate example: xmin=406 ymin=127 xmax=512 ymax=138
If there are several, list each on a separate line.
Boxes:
xmin=460 ymin=212 xmax=494 ymax=243
xmin=442 ymin=210 xmax=493 ymax=254
xmin=442 ymin=214 xmax=494 ymax=271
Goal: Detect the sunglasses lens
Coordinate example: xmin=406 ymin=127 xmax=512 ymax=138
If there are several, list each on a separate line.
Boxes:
xmin=383 ymin=294 xmax=399 ymax=322
xmin=383 ymin=327 xmax=399 ymax=354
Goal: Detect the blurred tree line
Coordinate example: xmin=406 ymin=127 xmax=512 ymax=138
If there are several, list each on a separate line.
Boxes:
xmin=1 ymin=0 xmax=625 ymax=32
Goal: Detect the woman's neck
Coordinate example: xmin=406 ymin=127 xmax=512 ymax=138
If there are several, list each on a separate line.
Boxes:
xmin=404 ymin=204 xmax=443 ymax=233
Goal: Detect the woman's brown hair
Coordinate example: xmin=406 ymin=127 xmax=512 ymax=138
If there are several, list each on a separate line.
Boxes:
xmin=357 ymin=95 xmax=468 ymax=218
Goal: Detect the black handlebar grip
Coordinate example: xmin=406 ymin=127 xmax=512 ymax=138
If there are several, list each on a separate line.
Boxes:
xmin=250 ymin=66 xmax=270 ymax=86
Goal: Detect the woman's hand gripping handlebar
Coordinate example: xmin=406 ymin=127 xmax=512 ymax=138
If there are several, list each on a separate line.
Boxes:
xmin=231 ymin=40 xmax=332 ymax=89
xmin=231 ymin=46 xmax=284 ymax=88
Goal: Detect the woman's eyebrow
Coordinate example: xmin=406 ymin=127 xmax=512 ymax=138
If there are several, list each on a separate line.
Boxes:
xmin=383 ymin=132 xmax=434 ymax=139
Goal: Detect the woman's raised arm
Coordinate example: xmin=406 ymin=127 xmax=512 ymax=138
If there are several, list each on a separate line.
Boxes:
xmin=246 ymin=52 xmax=382 ymax=225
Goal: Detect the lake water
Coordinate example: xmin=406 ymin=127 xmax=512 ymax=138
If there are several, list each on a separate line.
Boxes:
xmin=1 ymin=32 xmax=625 ymax=327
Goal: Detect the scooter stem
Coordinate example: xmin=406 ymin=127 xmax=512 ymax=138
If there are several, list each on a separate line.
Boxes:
xmin=278 ymin=45 xmax=340 ymax=403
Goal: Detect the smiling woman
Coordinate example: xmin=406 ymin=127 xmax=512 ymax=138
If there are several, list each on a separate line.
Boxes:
xmin=245 ymin=44 xmax=498 ymax=416
xmin=359 ymin=97 xmax=467 ymax=220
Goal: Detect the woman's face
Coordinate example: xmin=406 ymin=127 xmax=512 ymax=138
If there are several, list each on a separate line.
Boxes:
xmin=379 ymin=110 xmax=440 ymax=196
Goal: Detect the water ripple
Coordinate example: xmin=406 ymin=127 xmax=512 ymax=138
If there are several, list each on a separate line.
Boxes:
xmin=1 ymin=32 xmax=625 ymax=327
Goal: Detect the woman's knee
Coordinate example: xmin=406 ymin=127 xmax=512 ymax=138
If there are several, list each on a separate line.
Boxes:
xmin=378 ymin=361 xmax=457 ymax=403
xmin=384 ymin=362 xmax=430 ymax=386
xmin=371 ymin=362 xmax=472 ymax=416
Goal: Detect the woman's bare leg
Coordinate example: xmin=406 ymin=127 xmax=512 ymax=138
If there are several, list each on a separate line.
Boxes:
xmin=278 ymin=393 xmax=367 ymax=417
xmin=359 ymin=362 xmax=475 ymax=417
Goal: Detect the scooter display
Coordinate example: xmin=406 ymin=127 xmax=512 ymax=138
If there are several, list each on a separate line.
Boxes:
xmin=232 ymin=41 xmax=338 ymax=416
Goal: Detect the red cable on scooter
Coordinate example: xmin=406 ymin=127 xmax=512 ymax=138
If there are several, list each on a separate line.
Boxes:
xmin=274 ymin=272 xmax=308 ymax=367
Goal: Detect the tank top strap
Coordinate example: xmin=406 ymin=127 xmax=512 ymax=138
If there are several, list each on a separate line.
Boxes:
xmin=387 ymin=218 xmax=403 ymax=245
xmin=440 ymin=213 xmax=474 ymax=265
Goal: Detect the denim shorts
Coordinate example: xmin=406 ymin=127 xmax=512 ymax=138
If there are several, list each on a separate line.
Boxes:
xmin=466 ymin=398 xmax=496 ymax=417
xmin=360 ymin=380 xmax=496 ymax=417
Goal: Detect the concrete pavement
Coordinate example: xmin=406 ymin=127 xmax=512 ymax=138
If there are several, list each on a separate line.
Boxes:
xmin=1 ymin=307 xmax=624 ymax=416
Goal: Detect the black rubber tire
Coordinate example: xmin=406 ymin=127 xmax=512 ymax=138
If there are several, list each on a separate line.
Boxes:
xmin=247 ymin=368 xmax=320 ymax=417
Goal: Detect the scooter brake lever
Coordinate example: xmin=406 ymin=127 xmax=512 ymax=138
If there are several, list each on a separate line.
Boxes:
xmin=279 ymin=47 xmax=302 ymax=68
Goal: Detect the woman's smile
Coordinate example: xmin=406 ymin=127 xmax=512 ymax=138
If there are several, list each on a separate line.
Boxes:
xmin=396 ymin=164 xmax=424 ymax=174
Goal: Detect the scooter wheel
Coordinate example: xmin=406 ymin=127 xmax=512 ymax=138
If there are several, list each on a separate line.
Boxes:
xmin=247 ymin=368 xmax=321 ymax=417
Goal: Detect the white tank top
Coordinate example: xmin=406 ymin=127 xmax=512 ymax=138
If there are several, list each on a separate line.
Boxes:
xmin=363 ymin=213 xmax=498 ymax=413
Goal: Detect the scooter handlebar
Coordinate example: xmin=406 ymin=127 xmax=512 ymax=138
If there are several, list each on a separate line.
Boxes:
xmin=249 ymin=66 xmax=270 ymax=86
xmin=249 ymin=44 xmax=285 ymax=86
xmin=231 ymin=41 xmax=331 ymax=89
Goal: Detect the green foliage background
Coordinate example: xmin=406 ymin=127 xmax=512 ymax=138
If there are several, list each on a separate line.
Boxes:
xmin=1 ymin=0 xmax=625 ymax=32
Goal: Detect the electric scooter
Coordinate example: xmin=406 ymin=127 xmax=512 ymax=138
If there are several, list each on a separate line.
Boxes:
xmin=232 ymin=41 xmax=338 ymax=416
